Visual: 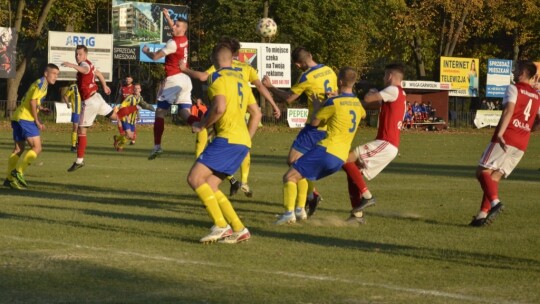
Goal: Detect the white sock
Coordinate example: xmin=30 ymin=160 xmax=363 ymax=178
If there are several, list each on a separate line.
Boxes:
xmin=476 ymin=211 xmax=488 ymax=219
xmin=76 ymin=158 xmax=84 ymax=164
xmin=491 ymin=199 xmax=500 ymax=207
xmin=362 ymin=190 xmax=372 ymax=199
xmin=153 ymin=144 xmax=161 ymax=150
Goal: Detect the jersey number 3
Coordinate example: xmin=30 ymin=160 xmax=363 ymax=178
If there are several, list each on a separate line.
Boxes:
xmin=348 ymin=110 xmax=357 ymax=133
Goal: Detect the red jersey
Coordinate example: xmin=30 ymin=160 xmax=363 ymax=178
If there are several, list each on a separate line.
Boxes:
xmin=491 ymin=82 xmax=540 ymax=151
xmin=76 ymin=60 xmax=98 ymax=101
xmin=161 ymin=35 xmax=188 ymax=77
xmin=121 ymin=84 xmax=134 ymax=99
xmin=376 ymin=85 xmax=407 ymax=148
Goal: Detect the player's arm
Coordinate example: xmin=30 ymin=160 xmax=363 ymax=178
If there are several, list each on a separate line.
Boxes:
xmin=30 ymin=99 xmax=44 ymax=130
xmin=262 ymin=75 xmax=300 ymax=105
xmin=62 ymin=87 xmax=71 ymax=108
xmin=494 ymin=101 xmax=515 ymax=152
xmin=362 ymin=88 xmax=383 ymax=109
xmin=310 ymin=99 xmax=334 ymax=127
xmin=195 ymin=94 xmax=225 ymax=132
xmin=62 ymin=62 xmax=89 ymax=74
xmin=142 ymin=45 xmax=166 ymax=61
xmin=246 ymin=103 xmax=262 ymax=138
xmin=95 ymin=69 xmax=111 ymax=95
xmin=533 ymin=112 xmax=540 ymax=132
xmin=138 ymin=99 xmax=156 ymax=112
xmin=252 ymin=79 xmax=281 ymax=118
xmin=180 ymin=62 xmax=210 ymax=82
xmin=162 ymin=8 xmax=174 ymax=29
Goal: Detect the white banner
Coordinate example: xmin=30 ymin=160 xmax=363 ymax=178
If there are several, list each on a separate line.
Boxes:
xmin=401 ymin=81 xmax=452 ymax=90
xmin=287 ymin=108 xmax=308 ymax=128
xmin=48 ymin=31 xmax=114 ymax=81
xmin=239 ymin=42 xmax=291 ymax=88
xmin=55 ymin=102 xmax=72 ymax=123
xmin=474 ymin=110 xmax=502 ymax=129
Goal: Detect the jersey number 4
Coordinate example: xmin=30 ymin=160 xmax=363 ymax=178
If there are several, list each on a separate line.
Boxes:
xmin=523 ymin=99 xmax=532 ymax=121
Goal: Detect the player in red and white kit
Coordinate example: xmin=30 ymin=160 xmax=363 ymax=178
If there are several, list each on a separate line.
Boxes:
xmin=62 ymin=45 xmax=123 ymax=172
xmin=341 ymin=63 xmax=407 ymax=223
xmin=142 ymin=8 xmax=197 ymax=160
xmin=470 ymin=60 xmax=540 ymax=227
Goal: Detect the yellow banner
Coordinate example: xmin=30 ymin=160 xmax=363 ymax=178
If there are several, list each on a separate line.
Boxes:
xmin=440 ymin=57 xmax=479 ymax=97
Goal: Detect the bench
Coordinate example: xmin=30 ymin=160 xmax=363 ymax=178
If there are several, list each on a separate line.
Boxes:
xmin=411 ymin=121 xmax=447 ymax=131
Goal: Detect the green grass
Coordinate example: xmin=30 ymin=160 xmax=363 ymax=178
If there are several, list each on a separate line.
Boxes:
xmin=1 ymin=122 xmax=539 ymax=303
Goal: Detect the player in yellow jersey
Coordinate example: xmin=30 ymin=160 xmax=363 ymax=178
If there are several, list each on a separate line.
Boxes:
xmin=62 ymin=83 xmax=81 ymax=152
xmin=4 ymin=64 xmax=59 ymax=189
xmin=275 ymin=67 xmax=365 ymax=224
xmin=181 ymin=37 xmax=280 ymax=198
xmin=113 ymin=83 xmax=155 ymax=151
xmin=187 ymin=43 xmax=262 ymax=244
xmin=263 ymin=46 xmax=338 ymax=217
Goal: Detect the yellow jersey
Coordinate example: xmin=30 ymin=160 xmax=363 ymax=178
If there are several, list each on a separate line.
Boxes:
xmin=13 ymin=77 xmax=48 ymax=122
xmin=206 ymin=59 xmax=259 ymax=84
xmin=316 ymin=93 xmax=365 ymax=161
xmin=208 ymin=67 xmax=256 ymax=147
xmin=64 ymin=84 xmax=82 ymax=115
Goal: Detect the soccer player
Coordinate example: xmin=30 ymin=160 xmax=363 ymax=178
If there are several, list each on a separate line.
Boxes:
xmin=341 ymin=63 xmax=407 ymax=223
xmin=469 ymin=60 xmax=540 ymax=227
xmin=276 ymin=67 xmax=365 ymax=224
xmin=263 ymin=46 xmax=337 ymax=216
xmin=5 ymin=63 xmax=59 ymax=189
xmin=62 ymin=82 xmax=81 ymax=152
xmin=116 ymin=75 xmax=135 ymax=144
xmin=113 ymin=83 xmax=155 ymax=151
xmin=187 ymin=43 xmax=262 ymax=244
xmin=181 ymin=36 xmax=281 ymax=198
xmin=62 ymin=45 xmax=123 ymax=172
xmin=142 ymin=8 xmax=198 ymax=160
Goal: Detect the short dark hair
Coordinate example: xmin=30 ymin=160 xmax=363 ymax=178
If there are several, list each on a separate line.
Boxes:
xmin=46 ymin=63 xmax=59 ymax=71
xmin=176 ymin=17 xmax=188 ymax=24
xmin=211 ymin=43 xmax=233 ymax=64
xmin=292 ymin=47 xmax=311 ymax=64
xmin=76 ymin=45 xmax=88 ymax=53
xmin=218 ymin=36 xmax=241 ymax=54
xmin=385 ymin=63 xmax=405 ymax=75
xmin=338 ymin=67 xmax=357 ymax=87
xmin=516 ymin=60 xmax=537 ymax=79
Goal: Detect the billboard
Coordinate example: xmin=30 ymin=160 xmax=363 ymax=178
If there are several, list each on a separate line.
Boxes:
xmin=486 ymin=59 xmax=512 ymax=98
xmin=440 ymin=57 xmax=479 ymax=97
xmin=48 ymin=31 xmax=113 ymax=81
xmin=239 ymin=42 xmax=291 ymax=88
xmin=0 ymin=27 xmax=17 ymax=79
xmin=112 ymin=1 xmax=189 ymax=62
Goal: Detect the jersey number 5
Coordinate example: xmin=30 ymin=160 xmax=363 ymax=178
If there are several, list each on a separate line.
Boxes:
xmin=237 ymin=82 xmax=244 ymax=109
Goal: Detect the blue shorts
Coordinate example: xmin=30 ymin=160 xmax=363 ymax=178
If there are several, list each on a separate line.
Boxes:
xmin=121 ymin=121 xmax=136 ymax=132
xmin=157 ymin=100 xmax=191 ymax=110
xmin=291 ymin=125 xmax=327 ymax=154
xmin=197 ymin=137 xmax=249 ymax=176
xmin=71 ymin=113 xmax=80 ymax=124
xmin=12 ymin=120 xmax=40 ymax=142
xmin=293 ymin=145 xmax=344 ymax=181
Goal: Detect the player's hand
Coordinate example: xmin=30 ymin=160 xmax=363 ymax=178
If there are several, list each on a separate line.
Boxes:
xmin=36 ymin=121 xmax=45 ymax=131
xmin=142 ymin=46 xmax=149 ymax=53
xmin=497 ymin=135 xmax=507 ymax=152
xmin=191 ymin=121 xmax=203 ymax=133
xmin=368 ymin=88 xmax=379 ymax=94
xmin=262 ymin=75 xmax=273 ymax=88
xmin=61 ymin=62 xmax=73 ymax=68
xmin=40 ymin=107 xmax=51 ymax=115
xmin=326 ymin=91 xmax=338 ymax=98
xmin=103 ymin=86 xmax=111 ymax=95
xmin=162 ymin=7 xmax=170 ymax=17
xmin=272 ymin=106 xmax=281 ymax=119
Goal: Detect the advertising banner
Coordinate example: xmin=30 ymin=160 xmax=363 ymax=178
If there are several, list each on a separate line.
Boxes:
xmin=440 ymin=57 xmax=479 ymax=97
xmin=239 ymin=42 xmax=291 ymax=88
xmin=474 ymin=110 xmax=502 ymax=129
xmin=112 ymin=1 xmax=189 ymax=62
xmin=55 ymin=102 xmax=72 ymax=123
xmin=401 ymin=81 xmax=451 ymax=90
xmin=48 ymin=31 xmax=113 ymax=81
xmin=0 ymin=27 xmax=17 ymax=79
xmin=486 ymin=59 xmax=512 ymax=98
xmin=287 ymin=108 xmax=308 ymax=128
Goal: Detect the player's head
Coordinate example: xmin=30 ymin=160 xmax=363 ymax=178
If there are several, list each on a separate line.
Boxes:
xmin=338 ymin=67 xmax=357 ymax=89
xmin=292 ymin=47 xmax=313 ymax=70
xmin=211 ymin=43 xmax=233 ymax=69
xmin=125 ymin=75 xmax=133 ymax=85
xmin=75 ymin=45 xmax=88 ymax=64
xmin=172 ymin=17 xmax=188 ymax=36
xmin=383 ymin=63 xmax=405 ymax=86
xmin=133 ymin=83 xmax=142 ymax=95
xmin=218 ymin=36 xmax=241 ymax=56
xmin=513 ymin=60 xmax=537 ymax=83
xmin=44 ymin=63 xmax=60 ymax=85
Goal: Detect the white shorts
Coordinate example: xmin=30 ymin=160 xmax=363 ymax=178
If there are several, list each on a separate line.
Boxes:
xmin=353 ymin=140 xmax=398 ymax=180
xmin=478 ymin=142 xmax=524 ymax=178
xmin=157 ymin=73 xmax=192 ymax=105
xmin=79 ymin=93 xmax=113 ymax=127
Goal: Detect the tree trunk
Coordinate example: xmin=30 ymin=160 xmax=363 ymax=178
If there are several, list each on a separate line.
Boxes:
xmin=512 ymin=28 xmax=519 ymax=62
xmin=448 ymin=5 xmax=469 ymax=56
xmin=6 ymin=0 xmax=55 ymax=118
xmin=411 ymin=34 xmax=426 ymax=79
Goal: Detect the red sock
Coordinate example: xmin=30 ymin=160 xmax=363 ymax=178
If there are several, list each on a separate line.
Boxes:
xmin=117 ymin=105 xmax=138 ymax=119
xmin=187 ymin=115 xmax=200 ymax=125
xmin=77 ymin=134 xmax=87 ymax=158
xmin=346 ymin=174 xmax=361 ymax=209
xmin=478 ymin=171 xmax=499 ymax=202
xmin=480 ymin=195 xmax=491 ymax=213
xmin=342 ymin=162 xmax=368 ymax=193
xmin=154 ymin=117 xmax=165 ymax=145
xmin=118 ymin=125 xmax=125 ymax=136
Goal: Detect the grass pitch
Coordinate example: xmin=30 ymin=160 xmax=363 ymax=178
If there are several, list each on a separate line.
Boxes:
xmin=1 ymin=122 xmax=539 ymax=304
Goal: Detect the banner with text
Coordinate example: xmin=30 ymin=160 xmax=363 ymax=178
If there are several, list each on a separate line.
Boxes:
xmin=239 ymin=42 xmax=291 ymax=88
xmin=112 ymin=1 xmax=189 ymax=62
xmin=440 ymin=57 xmax=479 ymax=97
xmin=48 ymin=31 xmax=113 ymax=81
xmin=474 ymin=110 xmax=502 ymax=129
xmin=287 ymin=108 xmax=308 ymax=128
xmin=486 ymin=59 xmax=512 ymax=98
xmin=55 ymin=102 xmax=72 ymax=123
xmin=0 ymin=27 xmax=17 ymax=79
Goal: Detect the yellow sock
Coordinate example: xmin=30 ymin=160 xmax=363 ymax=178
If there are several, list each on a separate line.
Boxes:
xmin=296 ymin=178 xmax=308 ymax=209
xmin=240 ymin=152 xmax=250 ymax=184
xmin=283 ymin=181 xmax=297 ymax=211
xmin=16 ymin=150 xmax=37 ymax=174
xmin=7 ymin=153 xmax=19 ymax=181
xmin=195 ymin=183 xmax=228 ymax=227
xmin=195 ymin=128 xmax=208 ymax=158
xmin=215 ymin=190 xmax=244 ymax=232
xmin=71 ymin=132 xmax=77 ymax=147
